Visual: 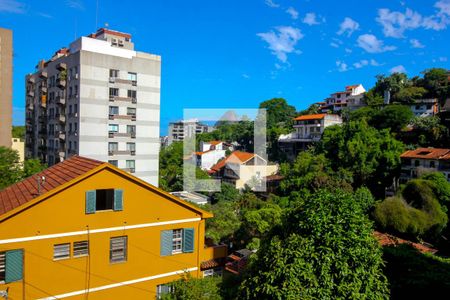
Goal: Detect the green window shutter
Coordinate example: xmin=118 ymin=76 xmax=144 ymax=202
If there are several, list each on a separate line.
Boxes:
xmin=85 ymin=190 xmax=96 ymax=214
xmin=113 ymin=189 xmax=124 ymax=211
xmin=5 ymin=249 xmax=23 ymax=283
xmin=160 ymin=230 xmax=173 ymax=256
xmin=183 ymin=228 xmax=195 ymax=253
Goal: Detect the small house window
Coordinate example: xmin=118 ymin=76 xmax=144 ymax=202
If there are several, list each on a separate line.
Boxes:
xmin=0 ymin=250 xmax=24 ymax=283
xmin=160 ymin=228 xmax=194 ymax=256
xmin=157 ymin=284 xmax=172 ymax=299
xmin=108 ymin=124 xmax=119 ymax=133
xmin=54 ymin=243 xmax=70 ymax=260
xmin=96 ymin=189 xmax=114 ymax=211
xmin=172 ymin=229 xmax=183 ymax=254
xmin=85 ymin=189 xmax=123 ymax=214
xmin=415 ymin=160 xmax=420 ymax=167
xmin=73 ymin=241 xmax=89 ymax=257
xmin=110 ymin=236 xmax=127 ymax=263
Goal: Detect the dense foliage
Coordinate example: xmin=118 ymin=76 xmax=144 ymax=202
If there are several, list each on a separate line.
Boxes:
xmin=161 ymin=273 xmax=222 ymax=300
xmin=239 ymin=189 xmax=389 ymax=299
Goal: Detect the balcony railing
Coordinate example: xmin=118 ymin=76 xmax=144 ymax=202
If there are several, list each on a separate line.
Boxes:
xmin=57 ymin=78 xmax=66 ymax=89
xmin=56 ymin=62 xmax=67 ymax=71
xmin=109 ymin=96 xmax=137 ymax=104
xmin=56 ymin=96 xmax=66 ymax=105
xmin=109 ymin=77 xmax=137 ymax=86
xmin=122 ymin=167 xmax=135 ymax=173
xmin=108 ymin=132 xmax=136 ymax=138
xmin=108 ymin=114 xmax=136 ymax=121
xmin=108 ymin=150 xmax=136 ymax=156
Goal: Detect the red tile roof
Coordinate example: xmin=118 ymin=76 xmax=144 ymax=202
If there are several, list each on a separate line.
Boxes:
xmin=346 ymin=84 xmax=360 ymax=90
xmin=200 ymin=258 xmax=226 ymax=270
xmin=400 ymin=148 xmax=450 ymax=160
xmin=294 ymin=113 xmax=327 ymax=121
xmin=210 ymin=151 xmax=256 ymax=172
xmin=374 ymin=231 xmax=437 ymax=254
xmin=0 ymin=156 xmax=103 ymax=216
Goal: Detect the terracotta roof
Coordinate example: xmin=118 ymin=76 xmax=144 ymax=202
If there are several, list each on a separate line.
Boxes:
xmin=374 ymin=231 xmax=437 ymax=254
xmin=95 ymin=28 xmax=131 ymax=39
xmin=200 ymin=258 xmax=226 ymax=270
xmin=294 ymin=113 xmax=327 ymax=121
xmin=209 ymin=141 xmax=222 ymax=146
xmin=346 ymin=84 xmax=360 ymax=90
xmin=400 ymin=148 xmax=450 ymax=160
xmin=0 ymin=156 xmax=103 ymax=216
xmin=210 ymin=151 xmax=256 ymax=172
xmin=265 ymin=174 xmax=284 ymax=181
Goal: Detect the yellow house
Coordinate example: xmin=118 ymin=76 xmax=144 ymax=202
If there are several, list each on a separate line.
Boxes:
xmin=0 ymin=156 xmax=226 ymax=299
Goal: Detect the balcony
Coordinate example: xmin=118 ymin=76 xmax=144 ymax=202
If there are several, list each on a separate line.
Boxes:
xmin=40 ymin=85 xmax=48 ymax=94
xmin=108 ymin=114 xmax=136 ymax=121
xmin=27 ymin=90 xmax=35 ymax=97
xmin=109 ymin=96 xmax=137 ymax=104
xmin=108 ymin=150 xmax=135 ymax=156
xmin=28 ymin=77 xmax=35 ymax=84
xmin=110 ymin=78 xmax=137 ymax=86
xmin=40 ymin=71 xmax=48 ymax=79
xmin=58 ymin=132 xmax=66 ymax=140
xmin=56 ymin=96 xmax=66 ymax=105
xmin=56 ymin=62 xmax=67 ymax=71
xmin=27 ymin=103 xmax=34 ymax=111
xmin=279 ymin=132 xmax=322 ymax=143
xmin=122 ymin=167 xmax=135 ymax=173
xmin=58 ymin=114 xmax=66 ymax=124
xmin=108 ymin=132 xmax=136 ymax=138
xmin=57 ymin=78 xmax=66 ymax=89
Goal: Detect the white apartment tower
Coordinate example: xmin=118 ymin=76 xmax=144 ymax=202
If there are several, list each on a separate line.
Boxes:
xmin=25 ymin=28 xmax=161 ymax=186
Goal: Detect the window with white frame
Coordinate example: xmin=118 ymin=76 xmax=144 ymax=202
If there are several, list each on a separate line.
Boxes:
xmin=73 ymin=241 xmax=89 ymax=257
xmin=108 ymin=124 xmax=119 ymax=133
xmin=156 ymin=284 xmax=172 ymax=299
xmin=172 ymin=229 xmax=183 ymax=254
xmin=110 ymin=236 xmax=127 ymax=263
xmin=128 ymin=72 xmax=137 ymax=81
xmin=53 ymin=243 xmax=70 ymax=260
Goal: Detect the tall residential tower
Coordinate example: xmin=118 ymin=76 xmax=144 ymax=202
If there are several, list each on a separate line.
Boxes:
xmin=25 ymin=28 xmax=161 ymax=186
xmin=0 ymin=28 xmax=13 ymax=147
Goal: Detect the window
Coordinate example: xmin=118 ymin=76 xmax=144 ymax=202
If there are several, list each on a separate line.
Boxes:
xmin=69 ymin=105 xmax=73 ymax=114
xmin=172 ymin=229 xmax=183 ymax=254
xmin=127 ymin=90 xmax=136 ymax=99
xmin=69 ymin=123 xmax=73 ymax=133
xmin=74 ymin=103 xmax=78 ymax=113
xmin=108 ymin=124 xmax=119 ymax=133
xmin=415 ymin=160 xmax=420 ymax=167
xmin=127 ymin=125 xmax=136 ymax=133
xmin=96 ymin=189 xmax=115 ymax=211
xmin=0 ymin=250 xmax=23 ymax=283
xmin=127 ymin=142 xmax=136 ymax=152
xmin=109 ymin=106 xmax=119 ymax=115
xmin=127 ymin=107 xmax=136 ymax=116
xmin=110 ymin=236 xmax=127 ymax=263
xmin=69 ymin=87 xmax=73 ymax=97
xmin=54 ymin=243 xmax=70 ymax=260
xmin=109 ymin=88 xmax=119 ymax=97
xmin=128 ymin=72 xmax=137 ymax=81
xmin=73 ymin=241 xmax=89 ymax=257
xmin=108 ymin=160 xmax=118 ymax=167
xmin=126 ymin=160 xmax=135 ymax=173
xmin=85 ymin=189 xmax=123 ymax=214
xmin=430 ymin=161 xmax=436 ymax=168
xmin=156 ymin=284 xmax=172 ymax=299
xmin=160 ymin=228 xmax=194 ymax=256
xmin=110 ymin=69 xmax=119 ymax=78
xmin=74 ymin=85 xmax=78 ymax=96
xmin=109 ymin=142 xmax=119 ymax=152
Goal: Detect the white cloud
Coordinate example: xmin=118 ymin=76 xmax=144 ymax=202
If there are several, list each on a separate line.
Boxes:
xmin=377 ymin=2 xmax=450 ymax=37
xmin=345 ymin=48 xmax=353 ymax=54
xmin=286 ymin=7 xmax=298 ymax=20
xmin=257 ymin=26 xmax=304 ymax=63
xmin=353 ymin=59 xmax=381 ymax=69
xmin=376 ymin=8 xmax=422 ymax=38
xmin=337 ymin=17 xmax=360 ymax=37
xmin=0 ymin=0 xmax=25 ymax=13
xmin=410 ymin=38 xmax=425 ymax=48
xmin=66 ymin=0 xmax=84 ymax=10
xmin=336 ymin=60 xmax=349 ymax=72
xmin=265 ymin=0 xmax=279 ymax=8
xmin=390 ymin=65 xmax=407 ymax=73
xmin=330 ymin=42 xmax=339 ymax=48
xmin=303 ymin=13 xmax=321 ymax=25
xmin=242 ymin=73 xmax=250 ymax=79
xmin=357 ymin=34 xmax=396 ymax=53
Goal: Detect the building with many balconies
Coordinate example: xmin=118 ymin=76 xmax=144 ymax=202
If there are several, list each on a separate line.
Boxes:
xmin=168 ymin=119 xmax=212 ymax=145
xmin=278 ymin=113 xmax=342 ymax=160
xmin=319 ymin=84 xmax=366 ymax=112
xmin=25 ymin=28 xmax=161 ymax=186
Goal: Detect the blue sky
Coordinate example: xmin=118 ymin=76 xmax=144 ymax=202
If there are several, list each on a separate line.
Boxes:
xmin=1 ymin=0 xmax=449 ymax=135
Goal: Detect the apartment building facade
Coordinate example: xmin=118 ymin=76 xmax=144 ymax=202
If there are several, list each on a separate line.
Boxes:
xmin=278 ymin=113 xmax=342 ymax=160
xmin=319 ymin=84 xmax=366 ymax=112
xmin=168 ymin=119 xmax=212 ymax=145
xmin=25 ymin=28 xmax=160 ymax=186
xmin=400 ymin=147 xmax=450 ymax=183
xmin=0 ymin=28 xmax=12 ymax=147
xmin=0 ymin=156 xmax=226 ymax=299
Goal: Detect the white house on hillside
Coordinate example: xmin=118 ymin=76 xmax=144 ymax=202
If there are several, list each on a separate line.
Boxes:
xmin=195 ymin=141 xmax=233 ymax=170
xmin=320 ymin=84 xmax=366 ymax=112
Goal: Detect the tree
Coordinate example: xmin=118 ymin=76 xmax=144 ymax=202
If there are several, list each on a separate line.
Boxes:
xmin=161 ymin=273 xmax=222 ymax=300
xmin=12 ymin=126 xmax=25 ymax=140
xmin=373 ymin=73 xmax=410 ymax=100
xmin=205 ymin=199 xmax=241 ymax=244
xmin=259 ymin=98 xmax=296 ymax=129
xmin=370 ymin=105 xmax=414 ymax=133
xmin=420 ymin=68 xmax=450 ymax=103
xmin=393 ymin=86 xmax=428 ymax=104
xmin=23 ymin=159 xmax=46 ymax=178
xmin=407 ymin=116 xmax=449 ymax=147
xmin=318 ymin=121 xmax=405 ymax=197
xmin=159 ymin=142 xmax=184 ymax=191
xmin=0 ymin=147 xmax=23 ymax=190
xmin=364 ymin=89 xmax=385 ymax=106
xmin=239 ymin=189 xmax=389 ymax=299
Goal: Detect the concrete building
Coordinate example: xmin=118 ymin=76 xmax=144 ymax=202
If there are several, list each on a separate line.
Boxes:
xmin=168 ymin=119 xmax=212 ymax=145
xmin=410 ymin=99 xmax=439 ymax=117
xmin=210 ymin=151 xmax=278 ymax=190
xmin=0 ymin=156 xmax=226 ymax=299
xmin=319 ymin=84 xmax=366 ymax=112
xmin=25 ymin=28 xmax=160 ymax=186
xmin=278 ymin=113 xmax=342 ymax=160
xmin=400 ymin=147 xmax=450 ymax=183
xmin=170 ymin=191 xmax=210 ymax=205
xmin=11 ymin=138 xmax=24 ymax=163
xmin=0 ymin=28 xmax=13 ymax=147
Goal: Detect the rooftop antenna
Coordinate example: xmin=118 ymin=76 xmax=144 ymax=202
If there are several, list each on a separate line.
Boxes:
xmin=37 ymin=175 xmax=46 ymax=196
xmin=95 ymin=0 xmax=99 ymax=29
